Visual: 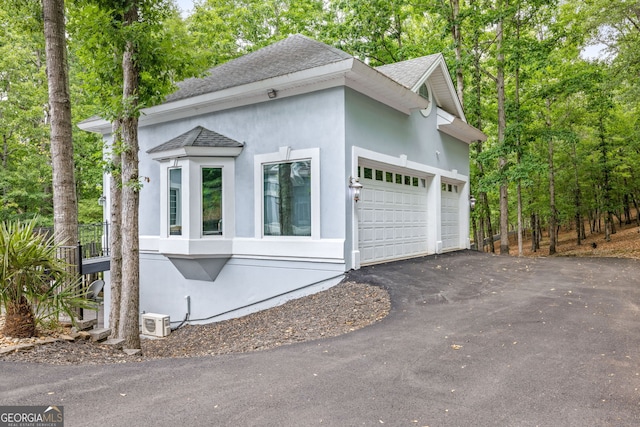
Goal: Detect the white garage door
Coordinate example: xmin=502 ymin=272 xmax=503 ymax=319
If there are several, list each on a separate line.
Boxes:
xmin=358 ymin=164 xmax=428 ymax=265
xmin=441 ymin=182 xmax=460 ymax=251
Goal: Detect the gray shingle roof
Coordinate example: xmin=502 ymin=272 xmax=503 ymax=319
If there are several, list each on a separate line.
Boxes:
xmin=165 ymin=34 xmax=353 ymax=103
xmin=375 ymin=54 xmax=441 ymax=89
xmin=147 ymin=126 xmax=243 ymax=153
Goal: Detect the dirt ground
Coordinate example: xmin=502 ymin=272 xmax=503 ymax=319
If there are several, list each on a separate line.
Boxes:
xmin=489 ymin=219 xmax=640 ymax=260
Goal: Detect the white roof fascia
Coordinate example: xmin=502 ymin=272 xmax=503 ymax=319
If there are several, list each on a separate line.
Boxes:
xmin=436 ymin=107 xmax=487 ymax=144
xmin=347 ymin=60 xmax=429 ymax=115
xmin=410 ymin=55 xmax=466 ymax=122
xmin=78 ymin=59 xmax=356 ymax=135
xmin=79 ymin=58 xmax=430 ymax=134
xmin=149 ymin=146 xmax=244 ymax=161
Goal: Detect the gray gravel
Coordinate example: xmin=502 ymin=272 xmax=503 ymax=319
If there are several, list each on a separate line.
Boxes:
xmin=0 ymin=281 xmax=389 ymax=365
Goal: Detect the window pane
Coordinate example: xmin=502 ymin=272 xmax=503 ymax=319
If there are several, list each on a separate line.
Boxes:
xmin=169 ymin=168 xmax=182 ymax=236
xmin=386 ymin=172 xmax=393 ymax=183
xmin=263 ymin=160 xmax=311 ymax=236
xmin=202 ymin=168 xmax=222 ymax=236
xmin=375 ymin=170 xmax=383 ymax=181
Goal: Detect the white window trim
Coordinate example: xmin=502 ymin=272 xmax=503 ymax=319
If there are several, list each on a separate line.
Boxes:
xmin=418 ymin=81 xmax=434 ymax=117
xmin=254 ymin=147 xmax=321 ymax=239
xmin=157 ymin=157 xmax=236 ymax=256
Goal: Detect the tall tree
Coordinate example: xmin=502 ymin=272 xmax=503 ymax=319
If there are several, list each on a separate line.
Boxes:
xmin=118 ymin=0 xmax=141 ymax=348
xmin=70 ymin=0 xmax=205 ymax=348
xmin=43 ymin=0 xmax=78 ymax=247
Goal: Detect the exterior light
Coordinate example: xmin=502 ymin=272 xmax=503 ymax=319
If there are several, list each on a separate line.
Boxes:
xmin=349 ymin=176 xmax=363 ymax=202
xmin=469 ymin=195 xmax=477 ymax=211
xmin=98 ymin=195 xmax=106 ymax=206
xmin=267 ymin=89 xmax=278 ymax=99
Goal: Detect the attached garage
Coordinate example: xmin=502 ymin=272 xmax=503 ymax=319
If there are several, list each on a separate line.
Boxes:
xmin=357 ymin=162 xmax=429 ymax=265
xmin=441 ymin=181 xmax=461 ymax=251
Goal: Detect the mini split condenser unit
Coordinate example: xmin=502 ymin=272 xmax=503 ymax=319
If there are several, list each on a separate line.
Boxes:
xmin=141 ymin=313 xmax=171 ymax=337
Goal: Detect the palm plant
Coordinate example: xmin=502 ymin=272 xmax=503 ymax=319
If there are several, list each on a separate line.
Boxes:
xmin=0 ymin=219 xmax=92 ymax=338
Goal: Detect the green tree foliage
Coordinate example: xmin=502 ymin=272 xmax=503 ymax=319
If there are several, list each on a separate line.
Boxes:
xmin=188 ymin=0 xmax=325 ymax=65
xmin=0 ymin=0 xmax=638 ymax=255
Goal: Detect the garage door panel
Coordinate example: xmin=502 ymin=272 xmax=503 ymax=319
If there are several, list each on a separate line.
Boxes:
xmin=441 ymin=183 xmax=460 ymax=250
xmin=358 ymin=164 xmax=429 ymax=265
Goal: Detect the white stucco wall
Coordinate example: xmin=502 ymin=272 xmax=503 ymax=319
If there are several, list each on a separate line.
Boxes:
xmin=343 ymin=89 xmax=471 ymax=269
xmin=103 ymin=88 xmax=351 ymax=326
xmin=100 ymin=85 xmax=471 ymax=327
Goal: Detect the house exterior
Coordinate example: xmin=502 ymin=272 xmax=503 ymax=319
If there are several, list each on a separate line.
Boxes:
xmin=79 ymin=34 xmax=486 ymax=327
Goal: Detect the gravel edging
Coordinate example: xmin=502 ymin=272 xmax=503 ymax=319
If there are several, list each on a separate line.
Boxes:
xmin=0 ymin=281 xmax=390 ymax=365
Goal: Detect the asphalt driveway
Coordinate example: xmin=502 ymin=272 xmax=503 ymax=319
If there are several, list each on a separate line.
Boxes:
xmin=2 ymin=251 xmax=639 ymax=426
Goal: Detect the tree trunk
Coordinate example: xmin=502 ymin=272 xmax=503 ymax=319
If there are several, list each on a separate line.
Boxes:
xmin=109 ymin=120 xmax=123 ymax=338
xmin=531 ymin=213 xmax=537 ymax=252
xmin=118 ymin=2 xmax=141 ymax=350
xmin=517 ymin=182 xmax=523 ymax=256
xmin=451 ymin=0 xmax=464 ymax=107
xmin=623 ymin=192 xmax=631 ymax=224
xmin=570 ymin=132 xmax=583 ymax=245
xmin=598 ymin=114 xmax=612 ymax=242
xmin=497 ymin=1 xmax=509 ymax=255
xmin=483 ymin=193 xmax=495 ymax=253
xmin=514 ymin=0 xmax=523 ymax=257
xmin=43 ymin=0 xmax=78 ymax=248
xmin=2 ymin=296 xmax=36 ymax=338
xmin=546 ymin=99 xmax=557 ymax=255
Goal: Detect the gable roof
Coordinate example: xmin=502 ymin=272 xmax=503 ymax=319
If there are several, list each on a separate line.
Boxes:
xmin=79 ymin=35 xmax=484 ymax=142
xmin=375 ymin=55 xmax=441 ymax=89
xmin=167 ymin=35 xmax=352 ymax=103
xmin=147 ymin=126 xmax=244 ymax=160
xmin=376 ymin=54 xmax=466 ymax=121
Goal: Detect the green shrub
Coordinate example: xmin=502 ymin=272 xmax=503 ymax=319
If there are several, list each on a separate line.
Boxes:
xmin=0 ymin=219 xmax=93 ymax=338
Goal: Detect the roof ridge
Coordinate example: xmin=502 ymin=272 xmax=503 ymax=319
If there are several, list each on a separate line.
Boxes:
xmin=165 ymin=34 xmax=353 ymax=104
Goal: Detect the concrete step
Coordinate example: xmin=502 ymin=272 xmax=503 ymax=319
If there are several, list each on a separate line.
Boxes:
xmin=69 ymin=319 xmax=97 ymax=331
xmin=88 ymin=328 xmax=111 ymax=342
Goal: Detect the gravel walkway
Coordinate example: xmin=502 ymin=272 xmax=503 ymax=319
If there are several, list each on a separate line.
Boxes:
xmin=0 ymin=281 xmax=389 ymax=365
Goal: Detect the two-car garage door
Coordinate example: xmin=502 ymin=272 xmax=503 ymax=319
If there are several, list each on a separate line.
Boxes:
xmin=357 ymin=163 xmax=429 ymax=265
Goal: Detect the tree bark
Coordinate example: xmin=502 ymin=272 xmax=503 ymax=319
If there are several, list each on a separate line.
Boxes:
xmin=109 ymin=120 xmax=123 ymax=338
xmin=546 ymin=99 xmax=557 ymax=255
xmin=43 ymin=0 xmax=78 ymax=248
xmin=571 ymin=132 xmax=583 ymax=245
xmin=118 ymin=1 xmax=141 ymax=350
xmin=497 ymin=0 xmax=509 ymax=255
xmin=450 ymin=0 xmax=464 ymax=107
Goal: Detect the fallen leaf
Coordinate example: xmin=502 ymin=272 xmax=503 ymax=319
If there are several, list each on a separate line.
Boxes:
xmin=451 ymin=344 xmax=463 ymax=350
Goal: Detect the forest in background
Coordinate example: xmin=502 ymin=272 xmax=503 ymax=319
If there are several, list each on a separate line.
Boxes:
xmin=1 ymin=0 xmax=638 ymax=256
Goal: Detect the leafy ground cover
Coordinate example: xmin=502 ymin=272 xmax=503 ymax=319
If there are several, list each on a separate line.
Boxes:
xmin=499 ymin=220 xmax=640 ymax=260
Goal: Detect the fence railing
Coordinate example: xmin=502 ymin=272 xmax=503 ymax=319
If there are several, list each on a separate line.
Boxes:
xmin=36 ymin=222 xmax=110 ymax=259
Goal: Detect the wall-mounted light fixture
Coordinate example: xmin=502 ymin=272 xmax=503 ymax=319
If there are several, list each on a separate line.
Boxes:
xmin=469 ymin=195 xmax=477 ymax=211
xmin=98 ymin=195 xmax=106 ymax=207
xmin=267 ymin=89 xmax=278 ymax=99
xmin=349 ymin=176 xmax=363 ymax=202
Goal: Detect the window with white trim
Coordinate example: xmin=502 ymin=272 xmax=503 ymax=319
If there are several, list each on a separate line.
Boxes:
xmin=202 ymin=167 xmax=223 ymax=236
xmin=263 ymin=160 xmax=311 ymax=236
xmin=255 ymin=147 xmax=320 ymax=239
xmin=169 ymin=168 xmax=182 ymax=236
